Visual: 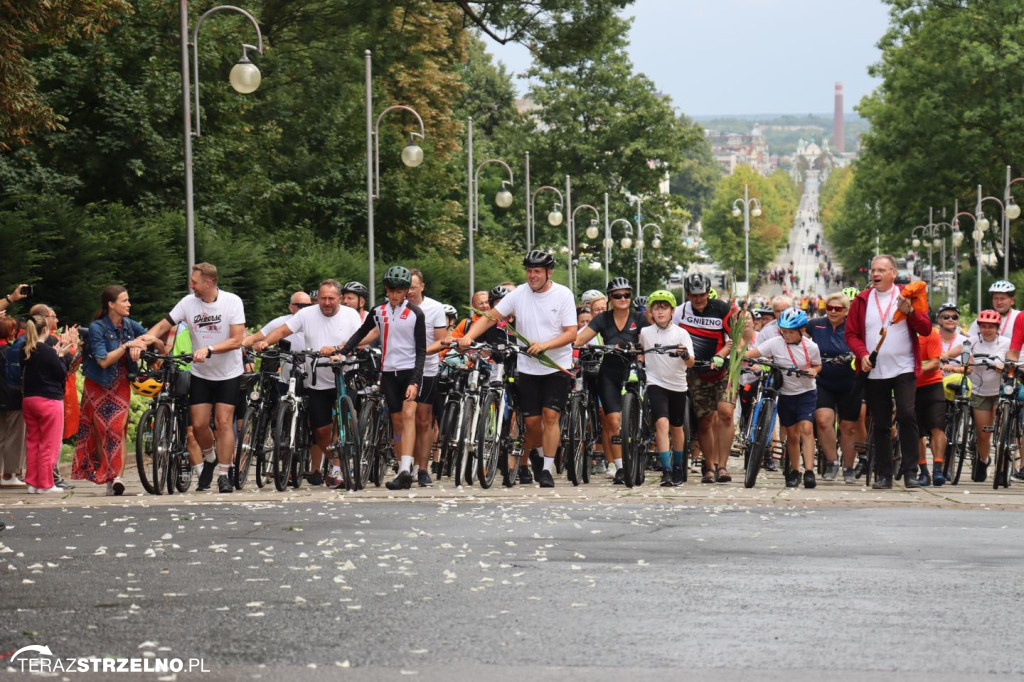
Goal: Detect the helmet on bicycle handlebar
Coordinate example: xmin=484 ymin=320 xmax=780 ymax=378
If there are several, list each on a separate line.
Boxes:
xmin=977 ymin=309 xmax=1002 ymax=325
xmin=778 ymin=307 xmax=808 ymax=329
xmin=130 ymin=374 xmax=163 ymax=398
xmin=646 ymin=290 xmax=677 ymax=309
xmin=382 ymin=266 xmax=413 ymax=289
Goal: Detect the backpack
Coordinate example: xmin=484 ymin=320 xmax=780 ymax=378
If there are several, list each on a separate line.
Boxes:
xmin=0 ymin=336 xmax=26 ymax=411
xmin=79 ymin=322 xmax=93 ymax=362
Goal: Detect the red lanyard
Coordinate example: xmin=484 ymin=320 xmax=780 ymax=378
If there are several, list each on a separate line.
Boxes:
xmin=873 ymin=288 xmax=897 ymax=325
xmin=785 ymin=338 xmax=811 ymax=370
xmin=1000 ymin=312 xmax=1012 ymax=336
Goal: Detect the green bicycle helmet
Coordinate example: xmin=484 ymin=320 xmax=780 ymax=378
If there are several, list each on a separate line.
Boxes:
xmin=647 ymin=289 xmax=677 ymax=309
xmin=382 ymin=266 xmax=413 ymax=289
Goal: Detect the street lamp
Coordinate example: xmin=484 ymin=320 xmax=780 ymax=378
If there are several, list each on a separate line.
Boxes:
xmin=909 ymin=207 xmax=942 ymax=302
xmin=605 ymin=218 xmax=633 ymax=291
xmin=530 ymin=185 xmax=565 ymax=240
xmin=632 ymin=222 xmax=662 ymax=294
xmin=1002 ymin=166 xmax=1024 ymax=280
xmin=469 ymin=153 xmax=514 ymax=304
xmin=366 ymin=50 xmax=426 ymax=305
xmin=953 ymin=207 xmax=982 ymax=313
xmin=570 ymin=204 xmax=600 ymax=295
xmin=180 ymin=1 xmax=264 ymax=284
xmin=731 ymin=183 xmax=762 ymax=298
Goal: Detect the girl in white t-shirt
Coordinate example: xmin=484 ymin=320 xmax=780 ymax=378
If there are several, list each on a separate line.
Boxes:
xmin=639 ymin=291 xmax=695 ymax=487
xmin=968 ymin=309 xmax=1010 ymax=481
xmin=744 ymin=307 xmax=822 ymax=488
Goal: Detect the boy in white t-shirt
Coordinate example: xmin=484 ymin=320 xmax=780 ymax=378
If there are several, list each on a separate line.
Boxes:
xmin=968 ymin=309 xmax=1010 ymax=484
xmin=639 ymin=290 xmax=694 ymax=486
xmin=744 ymin=307 xmax=822 ymax=489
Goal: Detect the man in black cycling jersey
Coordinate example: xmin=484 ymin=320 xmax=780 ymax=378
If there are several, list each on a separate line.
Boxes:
xmin=575 ymin=277 xmax=648 ymax=484
xmin=338 ymin=267 xmax=426 ymax=490
xmin=673 ymin=273 xmax=735 ymax=483
xmin=458 ymin=252 xmax=576 ymax=487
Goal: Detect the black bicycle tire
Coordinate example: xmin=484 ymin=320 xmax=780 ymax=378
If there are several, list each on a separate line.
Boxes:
xmin=438 ymin=400 xmax=460 ymax=481
xmin=477 ymin=390 xmax=503 ymax=489
xmin=151 ymin=404 xmax=173 ymax=496
xmin=273 ymin=401 xmax=295 ymax=492
xmin=335 ymin=395 xmax=359 ymax=491
xmin=581 ymin=402 xmax=594 ymax=484
xmin=290 ymin=408 xmax=308 ymax=489
xmin=455 ymin=397 xmax=475 ymax=487
xmin=135 ymin=407 xmax=158 ymax=495
xmin=620 ymin=391 xmax=640 ymax=489
xmin=994 ymin=403 xmax=1015 ymax=489
xmin=234 ymin=406 xmax=258 ymax=490
xmin=565 ymin=396 xmax=585 ymax=486
xmin=357 ymin=401 xmax=379 ymax=487
xmin=255 ymin=408 xmax=273 ymax=488
xmin=744 ymin=401 xmax=771 ymax=489
xmin=951 ymin=403 xmax=970 ymax=485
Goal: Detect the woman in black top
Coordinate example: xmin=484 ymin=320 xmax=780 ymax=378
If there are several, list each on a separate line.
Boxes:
xmin=21 ymin=315 xmax=73 ymax=493
xmin=575 ymin=277 xmax=648 ymax=484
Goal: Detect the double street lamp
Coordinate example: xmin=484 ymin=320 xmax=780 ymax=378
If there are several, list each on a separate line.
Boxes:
xmin=466 ymin=118 xmax=514 ymax=304
xmin=180 ymin=1 xmax=265 ymax=283
xmin=731 ymin=183 xmax=762 ymax=297
xmin=570 ymin=204 xmax=600 ymax=294
xmin=365 ymin=50 xmax=426 ymax=305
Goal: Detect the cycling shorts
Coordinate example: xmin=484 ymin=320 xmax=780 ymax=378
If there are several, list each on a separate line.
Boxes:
xmin=815 ymin=381 xmax=863 ymax=423
xmin=190 ymin=375 xmax=242 ymax=408
xmin=515 ymin=372 xmax=571 ymax=417
xmin=646 ymin=385 xmax=686 ymax=427
xmin=596 ymin=360 xmax=628 ymax=415
xmin=381 ymin=370 xmax=416 ymax=414
xmin=307 ymin=388 xmax=337 ymax=430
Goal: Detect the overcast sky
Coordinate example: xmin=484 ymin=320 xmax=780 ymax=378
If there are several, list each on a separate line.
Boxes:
xmin=485 ymin=0 xmax=892 ymax=117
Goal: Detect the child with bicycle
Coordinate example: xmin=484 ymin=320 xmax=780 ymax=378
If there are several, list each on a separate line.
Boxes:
xmin=743 ymin=307 xmax=822 ymax=488
xmin=967 ymin=309 xmax=1009 ymax=483
xmin=639 ymin=290 xmax=695 ymax=487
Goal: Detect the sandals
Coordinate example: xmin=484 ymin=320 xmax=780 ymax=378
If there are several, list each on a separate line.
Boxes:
xmin=701 ymin=469 xmax=716 ymax=484
xmin=715 ymin=466 xmax=732 ymax=483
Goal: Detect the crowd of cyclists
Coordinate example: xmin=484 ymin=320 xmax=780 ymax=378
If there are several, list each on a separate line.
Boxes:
xmin=5 ymin=247 xmax=1024 ymax=497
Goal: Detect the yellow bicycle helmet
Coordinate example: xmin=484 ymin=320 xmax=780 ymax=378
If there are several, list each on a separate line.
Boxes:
xmin=942 ymin=373 xmax=972 ymax=402
xmin=130 ymin=375 xmax=164 ymax=398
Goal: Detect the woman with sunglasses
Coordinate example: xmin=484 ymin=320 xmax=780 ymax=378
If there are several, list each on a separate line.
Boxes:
xmin=575 ymin=277 xmax=648 ymax=484
xmin=806 ymin=291 xmax=866 ymax=484
xmin=936 ymin=302 xmax=968 ymax=364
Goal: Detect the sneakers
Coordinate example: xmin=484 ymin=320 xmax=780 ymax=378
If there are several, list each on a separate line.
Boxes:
xmin=784 ymin=470 xmax=800 ymax=488
xmin=0 ymin=476 xmax=24 ymax=487
xmin=592 ymin=461 xmax=607 ymax=476
xmin=537 ymin=469 xmax=554 ymax=488
xmin=1013 ymin=468 xmax=1024 ymax=482
xmin=502 ymin=470 xmax=515 ymax=488
xmin=417 ymin=470 xmax=433 ymax=487
xmin=932 ymin=466 xmax=946 ymax=487
xmin=916 ymin=465 xmax=931 ymax=487
xmin=853 ymin=455 xmax=868 ymax=479
xmin=323 ymin=474 xmax=344 ymax=489
xmin=613 ymin=468 xmax=625 ymax=485
xmin=822 ymin=462 xmax=840 ymax=481
xmin=843 ymin=467 xmax=856 ymax=485
xmin=306 ymin=471 xmax=324 ymax=486
xmin=904 ymin=474 xmax=921 ymax=489
xmin=28 ymin=485 xmax=62 ymax=494
xmin=803 ymin=470 xmax=816 ymax=489
xmin=518 ymin=466 xmax=534 ymax=485
xmin=660 ymin=470 xmax=674 ymax=487
xmin=111 ymin=478 xmax=125 ymax=496
xmin=871 ymin=476 xmax=893 ymax=489
xmin=430 ymin=461 xmax=440 ymax=477
xmin=671 ymin=466 xmax=685 ymax=486
xmin=605 ymin=463 xmax=617 ymax=479
xmin=529 ymin=450 xmax=543 ymax=481
xmin=105 ymin=481 xmax=115 ymax=496
xmin=973 ymin=458 xmax=989 ymax=483
xmin=196 ymin=461 xmax=216 ymax=491
xmin=386 ymin=471 xmax=413 ymax=490
xmin=763 ymin=457 xmax=779 ymax=472
xmin=217 ymin=474 xmax=233 ymax=493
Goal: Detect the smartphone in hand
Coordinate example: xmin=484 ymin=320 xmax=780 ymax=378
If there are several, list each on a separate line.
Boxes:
xmin=19 ymin=284 xmax=33 ymax=297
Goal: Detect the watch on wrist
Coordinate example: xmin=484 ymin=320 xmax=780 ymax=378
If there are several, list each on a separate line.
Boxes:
xmin=208 ymin=346 xmax=215 ymax=356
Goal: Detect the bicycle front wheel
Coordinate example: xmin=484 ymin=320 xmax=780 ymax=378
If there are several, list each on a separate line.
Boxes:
xmin=455 ymin=397 xmax=475 ymax=487
xmin=339 ymin=396 xmax=362 ymax=491
xmin=744 ymin=401 xmax=773 ymax=489
xmin=357 ymin=400 xmax=380 ymax=487
xmin=620 ymin=392 xmax=641 ymax=489
xmin=565 ymin=396 xmax=586 ymax=486
xmin=150 ymin=405 xmax=173 ymax=496
xmin=234 ymin=405 xmax=259 ymax=490
xmin=255 ymin=409 xmax=274 ymax=488
xmin=994 ymin=403 xmax=1017 ymax=489
xmin=949 ymin=403 xmax=971 ymax=485
xmin=135 ymin=407 xmax=158 ymax=494
xmin=437 ymin=399 xmax=460 ymax=481
xmin=273 ymin=401 xmax=296 ymax=492
xmin=476 ymin=390 xmax=503 ymax=489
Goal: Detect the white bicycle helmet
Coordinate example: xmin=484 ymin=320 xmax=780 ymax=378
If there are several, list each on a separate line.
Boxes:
xmin=989 ymin=280 xmax=1016 ymax=294
xmin=581 ymin=289 xmax=605 ymax=305
xmin=442 ymin=304 xmax=457 ymax=317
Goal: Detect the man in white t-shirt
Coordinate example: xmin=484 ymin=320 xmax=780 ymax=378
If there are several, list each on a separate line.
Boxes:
xmin=256 ymin=280 xmax=361 ymax=488
xmin=406 ymin=269 xmax=448 ymax=487
xmin=967 ymin=280 xmax=1019 ymax=342
xmin=243 ymin=291 xmax=312 ymax=388
xmin=458 ymin=250 xmax=577 ymax=488
xmin=147 ymin=263 xmax=246 ymax=494
xmin=753 ymin=294 xmax=792 ymax=346
xmin=845 ymin=255 xmax=932 ymax=490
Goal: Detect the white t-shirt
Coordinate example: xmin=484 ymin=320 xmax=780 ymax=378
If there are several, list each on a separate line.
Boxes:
xmin=495 ymin=282 xmax=577 ymax=375
xmin=640 ymin=324 xmax=694 ymax=392
xmin=413 ymin=296 xmax=447 ymax=378
xmin=968 ymin=308 xmax=1019 ymax=342
xmin=169 ymin=291 xmax=246 ymax=381
xmin=754 ymin=320 xmax=781 ymax=347
xmin=286 ymin=305 xmax=362 ymax=391
xmin=753 ymin=335 xmax=821 ymax=396
xmin=864 ymin=287 xmax=915 ymax=380
xmin=260 ymin=313 xmax=303 ymax=383
xmin=970 ymin=335 xmax=1009 ymax=397
xmin=939 ymin=330 xmax=970 ymax=369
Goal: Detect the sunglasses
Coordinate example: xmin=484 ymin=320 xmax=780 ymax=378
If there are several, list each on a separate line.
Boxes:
xmin=610 ymin=293 xmax=631 ymax=300
xmin=826 ymin=305 xmax=846 ymax=312
xmin=940 ymin=314 xmax=959 ymax=320
xmin=290 ymin=302 xmax=313 ymax=308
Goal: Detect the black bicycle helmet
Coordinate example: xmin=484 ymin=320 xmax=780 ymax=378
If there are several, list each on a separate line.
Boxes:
xmin=488 ymin=284 xmax=512 ymax=306
xmin=683 ymin=272 xmax=711 ymax=295
xmin=522 ymin=249 xmax=555 ymax=268
xmin=606 ymin=276 xmax=631 ymax=294
xmin=633 ymin=295 xmax=648 ymax=310
xmin=382 ymin=266 xmax=413 ymax=289
xmin=342 ymin=281 xmax=369 ymax=299
xmin=937 ymin=301 xmax=959 ymax=315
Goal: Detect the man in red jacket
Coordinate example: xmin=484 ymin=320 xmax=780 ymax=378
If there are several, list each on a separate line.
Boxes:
xmin=845 ymin=255 xmax=932 ymax=489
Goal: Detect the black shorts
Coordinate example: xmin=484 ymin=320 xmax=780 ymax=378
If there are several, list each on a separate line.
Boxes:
xmin=646 ymin=385 xmax=687 ymax=427
xmin=816 ymin=381 xmax=863 ymax=422
xmin=596 ymin=358 xmax=628 ymax=415
xmin=515 ymin=372 xmax=572 ymax=417
xmin=381 ymin=370 xmax=415 ymax=414
xmin=307 ymin=388 xmax=337 ymax=430
xmin=915 ymin=382 xmax=946 ymax=433
xmin=190 ymin=375 xmax=242 ymax=407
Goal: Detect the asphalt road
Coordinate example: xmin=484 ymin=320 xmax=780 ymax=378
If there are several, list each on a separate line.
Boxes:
xmin=2 ymin=498 xmax=1023 ymax=681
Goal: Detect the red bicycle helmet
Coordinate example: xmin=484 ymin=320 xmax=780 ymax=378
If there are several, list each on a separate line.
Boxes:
xmin=977 ymin=309 xmax=1002 ymax=325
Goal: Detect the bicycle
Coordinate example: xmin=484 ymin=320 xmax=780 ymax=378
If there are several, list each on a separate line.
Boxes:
xmin=347 ymin=348 xmax=395 ymax=488
xmin=134 ymin=352 xmax=194 ymax=495
xmin=475 ymin=343 xmax=524 ymax=489
xmin=561 ymin=347 xmax=603 ymax=487
xmin=440 ymin=345 xmax=492 ymax=487
xmin=990 ymin=359 xmax=1024 ymax=489
xmin=325 ymin=355 xmax=362 ymax=490
xmin=741 ymin=359 xmax=812 ymax=489
xmin=271 ymin=348 xmax=323 ymax=492
xmin=940 ymin=349 xmax=974 ymax=485
xmin=233 ymin=349 xmax=283 ymax=490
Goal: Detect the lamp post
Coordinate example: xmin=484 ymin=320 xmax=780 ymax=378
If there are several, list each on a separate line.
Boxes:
xmin=529 ymin=185 xmax=565 ymax=255
xmin=366 ymin=50 xmax=426 ymax=305
xmin=468 ymin=150 xmax=514 ymax=303
xmin=606 ymin=218 xmax=634 ymax=290
xmin=631 ymin=222 xmax=662 ymax=295
xmin=571 ymin=204 xmax=601 ymax=295
xmin=180 ymin=1 xmax=264 ymax=284
xmin=1002 ymin=165 xmax=1024 ymax=279
xmin=975 ymin=184 xmax=1008 ymax=310
xmin=731 ymin=183 xmax=763 ymax=297
xmin=910 ymin=207 xmax=942 ymax=301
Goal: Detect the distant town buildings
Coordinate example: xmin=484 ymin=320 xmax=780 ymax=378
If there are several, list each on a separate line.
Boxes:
xmin=704 ymin=124 xmax=774 ymax=176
